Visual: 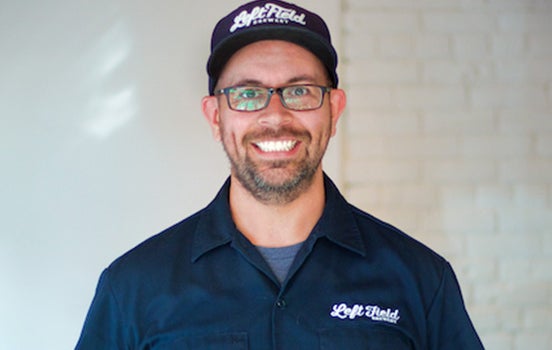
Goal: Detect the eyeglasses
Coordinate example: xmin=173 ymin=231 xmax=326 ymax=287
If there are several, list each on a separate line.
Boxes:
xmin=215 ymin=84 xmax=332 ymax=112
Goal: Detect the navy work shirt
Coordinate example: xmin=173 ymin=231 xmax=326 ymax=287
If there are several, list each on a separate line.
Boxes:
xmin=76 ymin=175 xmax=484 ymax=349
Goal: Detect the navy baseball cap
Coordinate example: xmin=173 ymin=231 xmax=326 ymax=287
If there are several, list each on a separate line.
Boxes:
xmin=207 ymin=0 xmax=339 ymax=95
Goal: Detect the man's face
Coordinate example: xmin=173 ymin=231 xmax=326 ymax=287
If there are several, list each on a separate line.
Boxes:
xmin=203 ymin=40 xmax=345 ymax=205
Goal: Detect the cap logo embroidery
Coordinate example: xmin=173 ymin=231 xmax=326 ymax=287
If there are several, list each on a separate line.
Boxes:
xmin=330 ymin=303 xmax=401 ymax=324
xmin=230 ymin=3 xmax=307 ymax=33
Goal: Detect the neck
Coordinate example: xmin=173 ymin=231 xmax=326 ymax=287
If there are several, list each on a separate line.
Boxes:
xmin=229 ymin=170 xmax=326 ymax=247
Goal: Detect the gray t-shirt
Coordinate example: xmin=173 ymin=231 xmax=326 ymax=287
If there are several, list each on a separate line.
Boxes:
xmin=256 ymin=241 xmax=304 ymax=284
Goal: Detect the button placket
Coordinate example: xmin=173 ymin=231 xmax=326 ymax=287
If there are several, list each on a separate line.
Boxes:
xmin=275 ymin=298 xmax=287 ymax=309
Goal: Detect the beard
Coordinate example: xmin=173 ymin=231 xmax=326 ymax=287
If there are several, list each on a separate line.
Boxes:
xmin=221 ymin=126 xmax=329 ymax=205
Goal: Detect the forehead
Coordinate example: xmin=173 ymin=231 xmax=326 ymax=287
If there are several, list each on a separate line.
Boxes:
xmin=217 ymin=40 xmax=328 ymax=87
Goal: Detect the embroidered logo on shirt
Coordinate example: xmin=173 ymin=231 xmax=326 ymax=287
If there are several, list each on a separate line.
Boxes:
xmin=330 ymin=303 xmax=401 ymax=324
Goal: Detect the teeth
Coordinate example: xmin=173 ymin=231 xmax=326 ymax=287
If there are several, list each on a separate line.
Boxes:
xmin=255 ymin=140 xmax=297 ymax=152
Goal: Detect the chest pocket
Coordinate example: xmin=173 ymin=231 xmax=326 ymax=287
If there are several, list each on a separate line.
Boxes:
xmin=319 ymin=327 xmax=413 ymax=350
xmin=155 ymin=332 xmax=248 ymax=350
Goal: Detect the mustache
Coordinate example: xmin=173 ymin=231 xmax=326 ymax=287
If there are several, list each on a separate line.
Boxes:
xmin=243 ymin=126 xmax=311 ymax=143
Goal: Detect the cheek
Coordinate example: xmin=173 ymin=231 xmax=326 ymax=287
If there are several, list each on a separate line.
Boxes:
xmin=219 ymin=118 xmax=248 ymax=153
xmin=307 ymin=116 xmax=333 ymax=143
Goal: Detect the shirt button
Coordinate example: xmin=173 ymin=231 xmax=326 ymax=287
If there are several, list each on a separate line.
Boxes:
xmin=276 ymin=299 xmax=287 ymax=309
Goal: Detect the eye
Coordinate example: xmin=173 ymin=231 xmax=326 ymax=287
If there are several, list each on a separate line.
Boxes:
xmin=238 ymin=87 xmax=263 ymax=99
xmin=288 ymin=86 xmax=311 ymax=97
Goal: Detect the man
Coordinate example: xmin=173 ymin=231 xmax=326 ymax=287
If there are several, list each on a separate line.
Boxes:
xmin=76 ymin=1 xmax=484 ymax=349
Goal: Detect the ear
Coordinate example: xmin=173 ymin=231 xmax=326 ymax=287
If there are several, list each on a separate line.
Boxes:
xmin=201 ymin=95 xmax=222 ymax=141
xmin=328 ymin=88 xmax=346 ymax=137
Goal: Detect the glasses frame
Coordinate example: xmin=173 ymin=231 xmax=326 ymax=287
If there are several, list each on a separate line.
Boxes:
xmin=214 ymin=84 xmax=332 ymax=112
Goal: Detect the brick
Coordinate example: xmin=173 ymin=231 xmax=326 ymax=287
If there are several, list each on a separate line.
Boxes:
xmin=495 ymin=281 xmax=550 ymax=306
xmin=357 ymin=206 xmax=422 ymax=233
xmin=494 ymin=61 xmax=525 ymax=84
xmin=522 ymin=306 xmax=552 ymax=331
xmin=533 ymin=0 xmax=552 ymax=9
xmin=344 ymin=184 xmax=381 ymax=207
xmin=412 ymin=230 xmax=466 ymax=258
xmin=344 ymin=34 xmax=377 ymax=60
xmin=514 ymin=332 xmax=552 ymax=350
xmin=378 ymin=184 xmax=438 ymax=208
xmin=420 ymin=208 xmax=495 ymax=233
xmin=498 ymin=111 xmax=552 ymax=133
xmin=422 ymin=110 xmax=496 ymax=135
xmin=498 ymin=13 xmax=552 ymax=34
xmin=480 ymin=332 xmax=514 ymax=350
xmin=347 ymin=111 xmax=420 ymax=136
xmin=423 ymin=12 xmax=494 ymax=33
xmin=498 ymin=160 xmax=552 ymax=184
xmin=463 ymin=257 xmax=497 ymax=282
xmin=440 ymin=185 xmax=476 ymax=209
xmin=347 ymin=0 xmax=487 ymax=10
xmin=475 ymin=185 xmax=512 ymax=209
xmin=420 ymin=0 xmax=488 ymax=9
xmin=536 ymin=133 xmax=552 ymax=157
xmin=352 ymin=135 xmax=459 ymax=158
xmin=422 ymin=61 xmax=493 ymax=85
xmin=498 ymin=258 xmax=534 ymax=283
xmin=497 ymin=207 xmax=552 ymax=233
xmin=528 ymin=35 xmax=552 ymax=57
xmin=461 ymin=135 xmax=532 ymax=158
xmin=543 ymin=233 xmax=552 ymax=257
xmin=422 ymin=61 xmax=464 ymax=84
xmin=350 ymin=136 xmax=458 ymax=161
xmin=423 ymin=159 xmax=496 ymax=184
xmin=496 ymin=60 xmax=552 ymax=84
xmin=344 ymin=12 xmax=419 ymax=34
xmin=469 ymin=305 xmax=501 ymax=331
xmin=513 ymin=185 xmax=549 ymax=208
xmin=470 ymin=85 xmax=548 ymax=110
xmin=531 ymin=259 xmax=552 ymax=281
xmin=468 ymin=233 xmax=541 ymax=259
xmin=394 ymin=86 xmax=467 ymax=110
xmin=347 ymin=0 xmax=420 ymax=10
xmin=345 ymin=159 xmax=421 ymax=184
xmin=415 ymin=34 xmax=452 ymax=59
xmin=348 ymin=136 xmax=386 ymax=158
xmin=488 ymin=0 xmax=537 ymax=9
xmin=384 ymin=136 xmax=459 ymax=159
xmin=453 ymin=34 xmax=490 ymax=60
xmin=471 ymin=281 xmax=507 ymax=304
xmin=379 ymin=34 xmax=415 ymax=59
xmin=491 ymin=34 xmax=527 ymax=58
xmin=490 ymin=33 xmax=529 ymax=60
xmin=347 ymin=86 xmax=394 ymax=110
xmin=345 ymin=61 xmax=419 ymax=84
xmin=471 ymin=305 xmax=522 ymax=334
xmin=522 ymin=307 xmax=552 ymax=330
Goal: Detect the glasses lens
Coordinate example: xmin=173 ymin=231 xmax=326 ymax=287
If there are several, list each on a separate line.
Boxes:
xmin=282 ymin=85 xmax=323 ymax=111
xmin=228 ymin=86 xmax=268 ymax=111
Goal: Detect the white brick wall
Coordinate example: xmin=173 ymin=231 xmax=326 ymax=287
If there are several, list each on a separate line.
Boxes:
xmin=340 ymin=0 xmax=552 ymax=348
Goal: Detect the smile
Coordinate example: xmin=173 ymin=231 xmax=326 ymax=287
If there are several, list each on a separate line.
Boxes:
xmin=254 ymin=140 xmax=297 ymax=152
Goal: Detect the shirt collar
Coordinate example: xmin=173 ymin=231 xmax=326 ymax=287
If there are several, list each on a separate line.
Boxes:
xmin=191 ymin=174 xmax=367 ymax=262
xmin=313 ymin=174 xmax=367 ymax=256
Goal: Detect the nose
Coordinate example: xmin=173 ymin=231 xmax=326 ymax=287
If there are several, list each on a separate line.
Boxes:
xmin=257 ymin=93 xmax=292 ymax=127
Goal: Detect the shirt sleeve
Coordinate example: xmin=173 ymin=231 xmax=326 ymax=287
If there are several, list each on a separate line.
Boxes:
xmin=75 ymin=268 xmax=128 ymax=350
xmin=426 ymin=262 xmax=485 ymax=350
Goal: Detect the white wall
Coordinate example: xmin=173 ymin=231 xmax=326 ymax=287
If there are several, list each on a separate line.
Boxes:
xmin=0 ymin=1 xmax=341 ymax=349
